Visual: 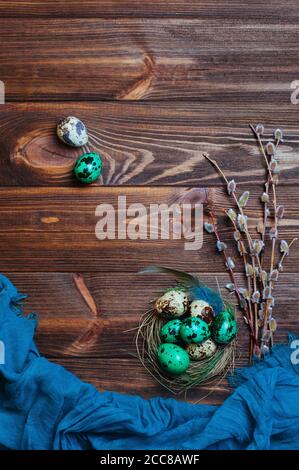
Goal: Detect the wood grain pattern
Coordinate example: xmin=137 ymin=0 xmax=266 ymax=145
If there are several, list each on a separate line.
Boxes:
xmin=5 ymin=271 xmax=298 ymax=403
xmin=1 ymin=1 xmax=299 ymax=407
xmin=1 ymin=18 xmax=299 ymax=101
xmin=0 ymin=186 xmax=297 ymax=272
xmin=1 ymin=1 xmax=299 ymax=19
xmin=1 ymin=103 xmax=299 ymax=187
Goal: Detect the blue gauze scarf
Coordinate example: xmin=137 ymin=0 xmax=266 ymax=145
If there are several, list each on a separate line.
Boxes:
xmin=0 ymin=273 xmax=299 ymax=450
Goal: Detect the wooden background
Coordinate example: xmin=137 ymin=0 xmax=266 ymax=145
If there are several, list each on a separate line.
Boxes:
xmin=0 ymin=1 xmax=299 ymax=404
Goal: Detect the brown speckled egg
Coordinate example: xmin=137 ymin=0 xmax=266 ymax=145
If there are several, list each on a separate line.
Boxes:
xmin=186 ymin=339 xmax=217 ymax=361
xmin=190 ymin=300 xmax=214 ymax=324
xmin=57 ymin=116 xmax=88 ymax=147
xmin=155 ymin=290 xmax=188 ymax=317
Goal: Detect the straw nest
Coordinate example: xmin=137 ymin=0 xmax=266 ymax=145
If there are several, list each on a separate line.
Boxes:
xmin=135 ymin=270 xmax=237 ymax=397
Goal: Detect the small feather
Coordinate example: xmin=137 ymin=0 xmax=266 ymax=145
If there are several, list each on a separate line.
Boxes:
xmin=139 ymin=266 xmax=199 ymax=288
xmin=190 ymin=286 xmax=224 ymax=315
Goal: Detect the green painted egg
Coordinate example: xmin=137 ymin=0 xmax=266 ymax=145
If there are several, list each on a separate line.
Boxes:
xmin=212 ymin=310 xmax=237 ymax=344
xmin=160 ymin=319 xmax=182 ymax=343
xmin=73 ymin=152 xmax=102 ymax=184
xmin=180 ymin=317 xmax=211 ymax=344
xmin=157 ymin=343 xmax=190 ymax=375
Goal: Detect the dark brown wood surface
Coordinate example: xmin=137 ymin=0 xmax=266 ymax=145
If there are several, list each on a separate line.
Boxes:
xmin=1 ymin=18 xmax=299 ymax=101
xmin=0 ymin=1 xmax=298 ymax=405
xmin=1 ymin=1 xmax=299 ymax=18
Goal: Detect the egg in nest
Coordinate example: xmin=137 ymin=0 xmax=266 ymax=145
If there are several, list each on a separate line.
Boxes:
xmin=190 ymin=300 xmax=214 ymax=324
xmin=155 ymin=289 xmax=188 ymax=317
xmin=186 ymin=339 xmax=217 ymax=361
xmin=160 ymin=319 xmax=182 ymax=343
xmin=157 ymin=343 xmax=190 ymax=375
xmin=180 ymin=317 xmax=211 ymax=344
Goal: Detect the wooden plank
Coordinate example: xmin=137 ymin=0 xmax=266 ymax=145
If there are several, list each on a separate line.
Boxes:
xmin=5 ymin=271 xmax=298 ymax=404
xmin=1 ymin=102 xmax=299 ymax=186
xmin=1 ymin=1 xmax=299 ymax=19
xmin=1 ymin=18 xmax=299 ymax=101
xmin=56 ymin=357 xmax=232 ymax=404
xmin=0 ymin=186 xmax=297 ymax=272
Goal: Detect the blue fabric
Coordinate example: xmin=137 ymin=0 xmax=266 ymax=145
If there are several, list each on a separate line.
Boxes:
xmin=0 ymin=273 xmax=299 ymax=450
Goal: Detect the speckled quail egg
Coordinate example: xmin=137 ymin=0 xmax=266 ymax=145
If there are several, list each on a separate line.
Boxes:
xmin=212 ymin=310 xmax=237 ymax=344
xmin=157 ymin=343 xmax=190 ymax=375
xmin=186 ymin=339 xmax=217 ymax=361
xmin=73 ymin=152 xmax=102 ymax=184
xmin=180 ymin=317 xmax=211 ymax=344
xmin=57 ymin=116 xmax=88 ymax=147
xmin=190 ymin=300 xmax=214 ymax=325
xmin=160 ymin=319 xmax=182 ymax=343
xmin=155 ymin=289 xmax=188 ymax=317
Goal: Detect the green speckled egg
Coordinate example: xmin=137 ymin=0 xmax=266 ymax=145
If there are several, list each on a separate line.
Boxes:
xmin=160 ymin=319 xmax=182 ymax=343
xmin=186 ymin=339 xmax=217 ymax=361
xmin=73 ymin=152 xmax=102 ymax=184
xmin=180 ymin=317 xmax=211 ymax=344
xmin=157 ymin=343 xmax=190 ymax=375
xmin=212 ymin=310 xmax=237 ymax=344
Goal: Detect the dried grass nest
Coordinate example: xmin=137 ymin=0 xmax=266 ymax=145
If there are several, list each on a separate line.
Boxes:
xmin=136 ymin=267 xmax=237 ymax=397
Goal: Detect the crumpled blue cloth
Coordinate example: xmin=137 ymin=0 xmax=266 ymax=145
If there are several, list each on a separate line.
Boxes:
xmin=0 ymin=274 xmax=299 ymax=450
